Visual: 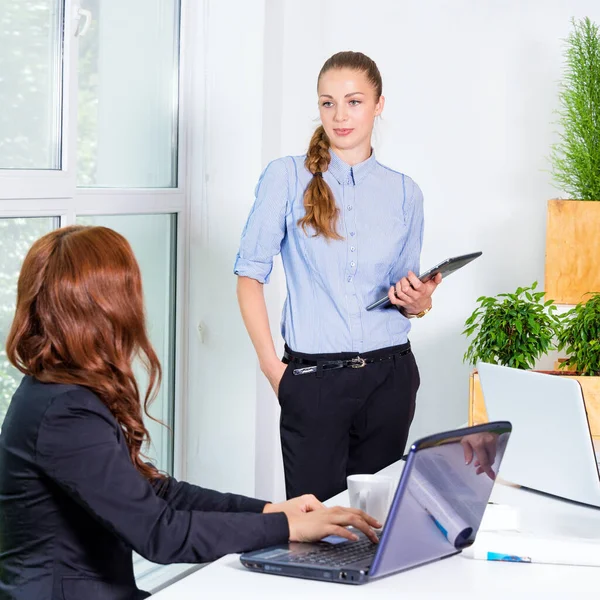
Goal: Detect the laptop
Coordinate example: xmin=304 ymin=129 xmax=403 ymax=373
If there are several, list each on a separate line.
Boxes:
xmin=240 ymin=422 xmax=512 ymax=584
xmin=478 ymin=362 xmax=600 ymax=508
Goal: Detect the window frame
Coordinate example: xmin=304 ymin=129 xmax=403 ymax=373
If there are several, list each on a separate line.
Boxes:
xmin=0 ymin=0 xmax=194 ymax=590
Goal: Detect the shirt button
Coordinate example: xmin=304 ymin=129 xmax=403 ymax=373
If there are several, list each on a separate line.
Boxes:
xmin=350 ymin=246 xmax=356 ymax=252
xmin=350 ymin=231 xmax=355 ymax=237
xmin=350 ymin=261 xmax=356 ymax=267
xmin=347 ymin=205 xmax=353 ymax=211
xmin=347 ymin=276 xmax=353 ymax=282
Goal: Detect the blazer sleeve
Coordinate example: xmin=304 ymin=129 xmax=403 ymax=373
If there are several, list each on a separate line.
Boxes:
xmin=150 ymin=475 xmax=268 ymax=513
xmin=35 ymin=390 xmax=289 ymax=564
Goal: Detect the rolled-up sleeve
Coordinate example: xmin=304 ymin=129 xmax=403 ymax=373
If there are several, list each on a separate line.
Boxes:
xmin=234 ymin=158 xmax=290 ymax=284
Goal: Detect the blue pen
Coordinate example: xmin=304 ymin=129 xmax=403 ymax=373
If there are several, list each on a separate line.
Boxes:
xmin=486 ymin=552 xmax=532 ymax=563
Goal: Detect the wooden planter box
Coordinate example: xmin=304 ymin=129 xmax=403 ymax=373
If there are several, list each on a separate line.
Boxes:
xmin=469 ymin=370 xmax=600 ymax=442
xmin=545 ymin=199 xmax=600 ymax=304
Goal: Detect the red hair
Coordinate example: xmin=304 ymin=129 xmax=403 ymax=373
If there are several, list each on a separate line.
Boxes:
xmin=6 ymin=225 xmax=163 ymax=480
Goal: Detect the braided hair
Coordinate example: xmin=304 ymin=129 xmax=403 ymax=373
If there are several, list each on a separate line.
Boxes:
xmin=299 ymin=51 xmax=382 ymax=239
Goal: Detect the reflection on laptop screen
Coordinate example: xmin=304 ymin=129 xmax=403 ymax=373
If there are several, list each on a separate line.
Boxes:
xmin=371 ymin=427 xmax=511 ymax=579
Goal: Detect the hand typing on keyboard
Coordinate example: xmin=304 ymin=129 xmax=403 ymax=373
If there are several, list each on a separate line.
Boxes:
xmin=285 ymin=505 xmax=381 ymax=544
xmin=263 ymin=493 xmax=326 ymax=519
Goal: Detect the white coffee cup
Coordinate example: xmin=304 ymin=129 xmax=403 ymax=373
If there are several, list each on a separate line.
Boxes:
xmin=346 ymin=474 xmax=395 ymax=525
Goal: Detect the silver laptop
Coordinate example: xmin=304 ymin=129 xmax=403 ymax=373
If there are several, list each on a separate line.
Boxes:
xmin=478 ymin=362 xmax=600 ymax=508
xmin=241 ymin=422 xmax=512 ymax=584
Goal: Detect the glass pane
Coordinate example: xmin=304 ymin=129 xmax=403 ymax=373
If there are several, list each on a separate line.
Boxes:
xmin=0 ymin=0 xmax=63 ymax=169
xmin=77 ymin=214 xmax=177 ymax=474
xmin=77 ymin=0 xmax=180 ymax=188
xmin=0 ymin=218 xmax=57 ymax=428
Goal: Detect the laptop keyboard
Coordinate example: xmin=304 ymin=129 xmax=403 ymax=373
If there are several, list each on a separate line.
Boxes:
xmin=283 ymin=538 xmax=377 ymax=567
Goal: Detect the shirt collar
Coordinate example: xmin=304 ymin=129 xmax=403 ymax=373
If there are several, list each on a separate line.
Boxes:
xmin=327 ymin=149 xmax=377 ymax=186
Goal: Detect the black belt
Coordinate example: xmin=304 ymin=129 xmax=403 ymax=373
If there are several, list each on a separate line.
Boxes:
xmin=284 ymin=347 xmax=411 ymax=376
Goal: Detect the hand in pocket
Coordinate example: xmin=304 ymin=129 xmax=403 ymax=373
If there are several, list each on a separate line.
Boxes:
xmin=263 ymin=360 xmax=288 ymax=397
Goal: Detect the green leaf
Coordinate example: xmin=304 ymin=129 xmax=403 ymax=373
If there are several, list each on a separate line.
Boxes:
xmin=550 ymin=18 xmax=600 ymax=200
xmin=460 ymin=280 xmax=574 ymax=370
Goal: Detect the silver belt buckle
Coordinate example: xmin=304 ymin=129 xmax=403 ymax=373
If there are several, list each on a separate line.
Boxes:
xmin=349 ymin=356 xmax=366 ymax=369
xmin=293 ymin=366 xmax=317 ymax=376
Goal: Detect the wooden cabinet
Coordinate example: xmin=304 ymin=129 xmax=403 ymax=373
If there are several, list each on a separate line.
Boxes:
xmin=545 ymin=199 xmax=600 ymax=304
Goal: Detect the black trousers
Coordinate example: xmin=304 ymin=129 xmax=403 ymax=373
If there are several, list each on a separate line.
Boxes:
xmin=278 ymin=343 xmax=419 ymax=501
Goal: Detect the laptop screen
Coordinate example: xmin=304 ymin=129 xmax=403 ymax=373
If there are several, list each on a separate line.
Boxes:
xmin=478 ymin=363 xmax=600 ymax=506
xmin=371 ymin=424 xmax=511 ymax=579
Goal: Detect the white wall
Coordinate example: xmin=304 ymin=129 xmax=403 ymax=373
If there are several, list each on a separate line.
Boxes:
xmin=186 ymin=0 xmax=266 ymax=495
xmin=254 ymin=0 xmax=287 ymax=502
xmin=187 ymin=0 xmax=600 ymax=500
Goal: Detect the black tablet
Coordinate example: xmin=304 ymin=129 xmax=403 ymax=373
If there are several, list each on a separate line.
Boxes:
xmin=365 ymin=251 xmax=482 ymax=311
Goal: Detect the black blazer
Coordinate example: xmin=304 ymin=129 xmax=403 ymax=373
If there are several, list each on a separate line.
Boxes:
xmin=0 ymin=377 xmax=289 ymax=600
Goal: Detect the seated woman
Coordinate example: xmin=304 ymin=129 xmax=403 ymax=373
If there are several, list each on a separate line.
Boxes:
xmin=0 ymin=226 xmax=378 ymax=600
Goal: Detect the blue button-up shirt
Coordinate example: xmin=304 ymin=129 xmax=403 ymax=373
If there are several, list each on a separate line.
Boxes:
xmin=234 ymin=150 xmax=424 ymax=354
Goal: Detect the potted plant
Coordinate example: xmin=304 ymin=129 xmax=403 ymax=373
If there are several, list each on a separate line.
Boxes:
xmin=554 ymin=293 xmax=600 ymax=440
xmin=463 ymin=286 xmax=600 ymax=441
xmin=463 ymin=282 xmax=561 ymax=369
xmin=462 ymin=282 xmax=563 ymax=427
xmin=546 ymin=17 xmax=600 ymax=304
xmin=557 ymin=293 xmax=600 ymax=376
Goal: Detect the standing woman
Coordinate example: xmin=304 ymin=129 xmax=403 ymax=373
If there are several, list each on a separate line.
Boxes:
xmin=235 ymin=51 xmax=441 ymax=502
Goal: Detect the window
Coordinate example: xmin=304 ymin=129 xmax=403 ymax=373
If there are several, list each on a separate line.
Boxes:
xmin=0 ymin=1 xmax=64 ymax=170
xmin=0 ymin=0 xmax=185 ymax=477
xmin=0 ymin=0 xmax=188 ymax=589
xmin=0 ymin=218 xmax=59 ymax=425
xmin=77 ymin=213 xmax=178 ymax=470
xmin=77 ymin=0 xmax=180 ymax=187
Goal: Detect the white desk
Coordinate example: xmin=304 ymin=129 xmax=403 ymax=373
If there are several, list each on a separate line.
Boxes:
xmin=154 ymin=461 xmax=600 ymax=599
